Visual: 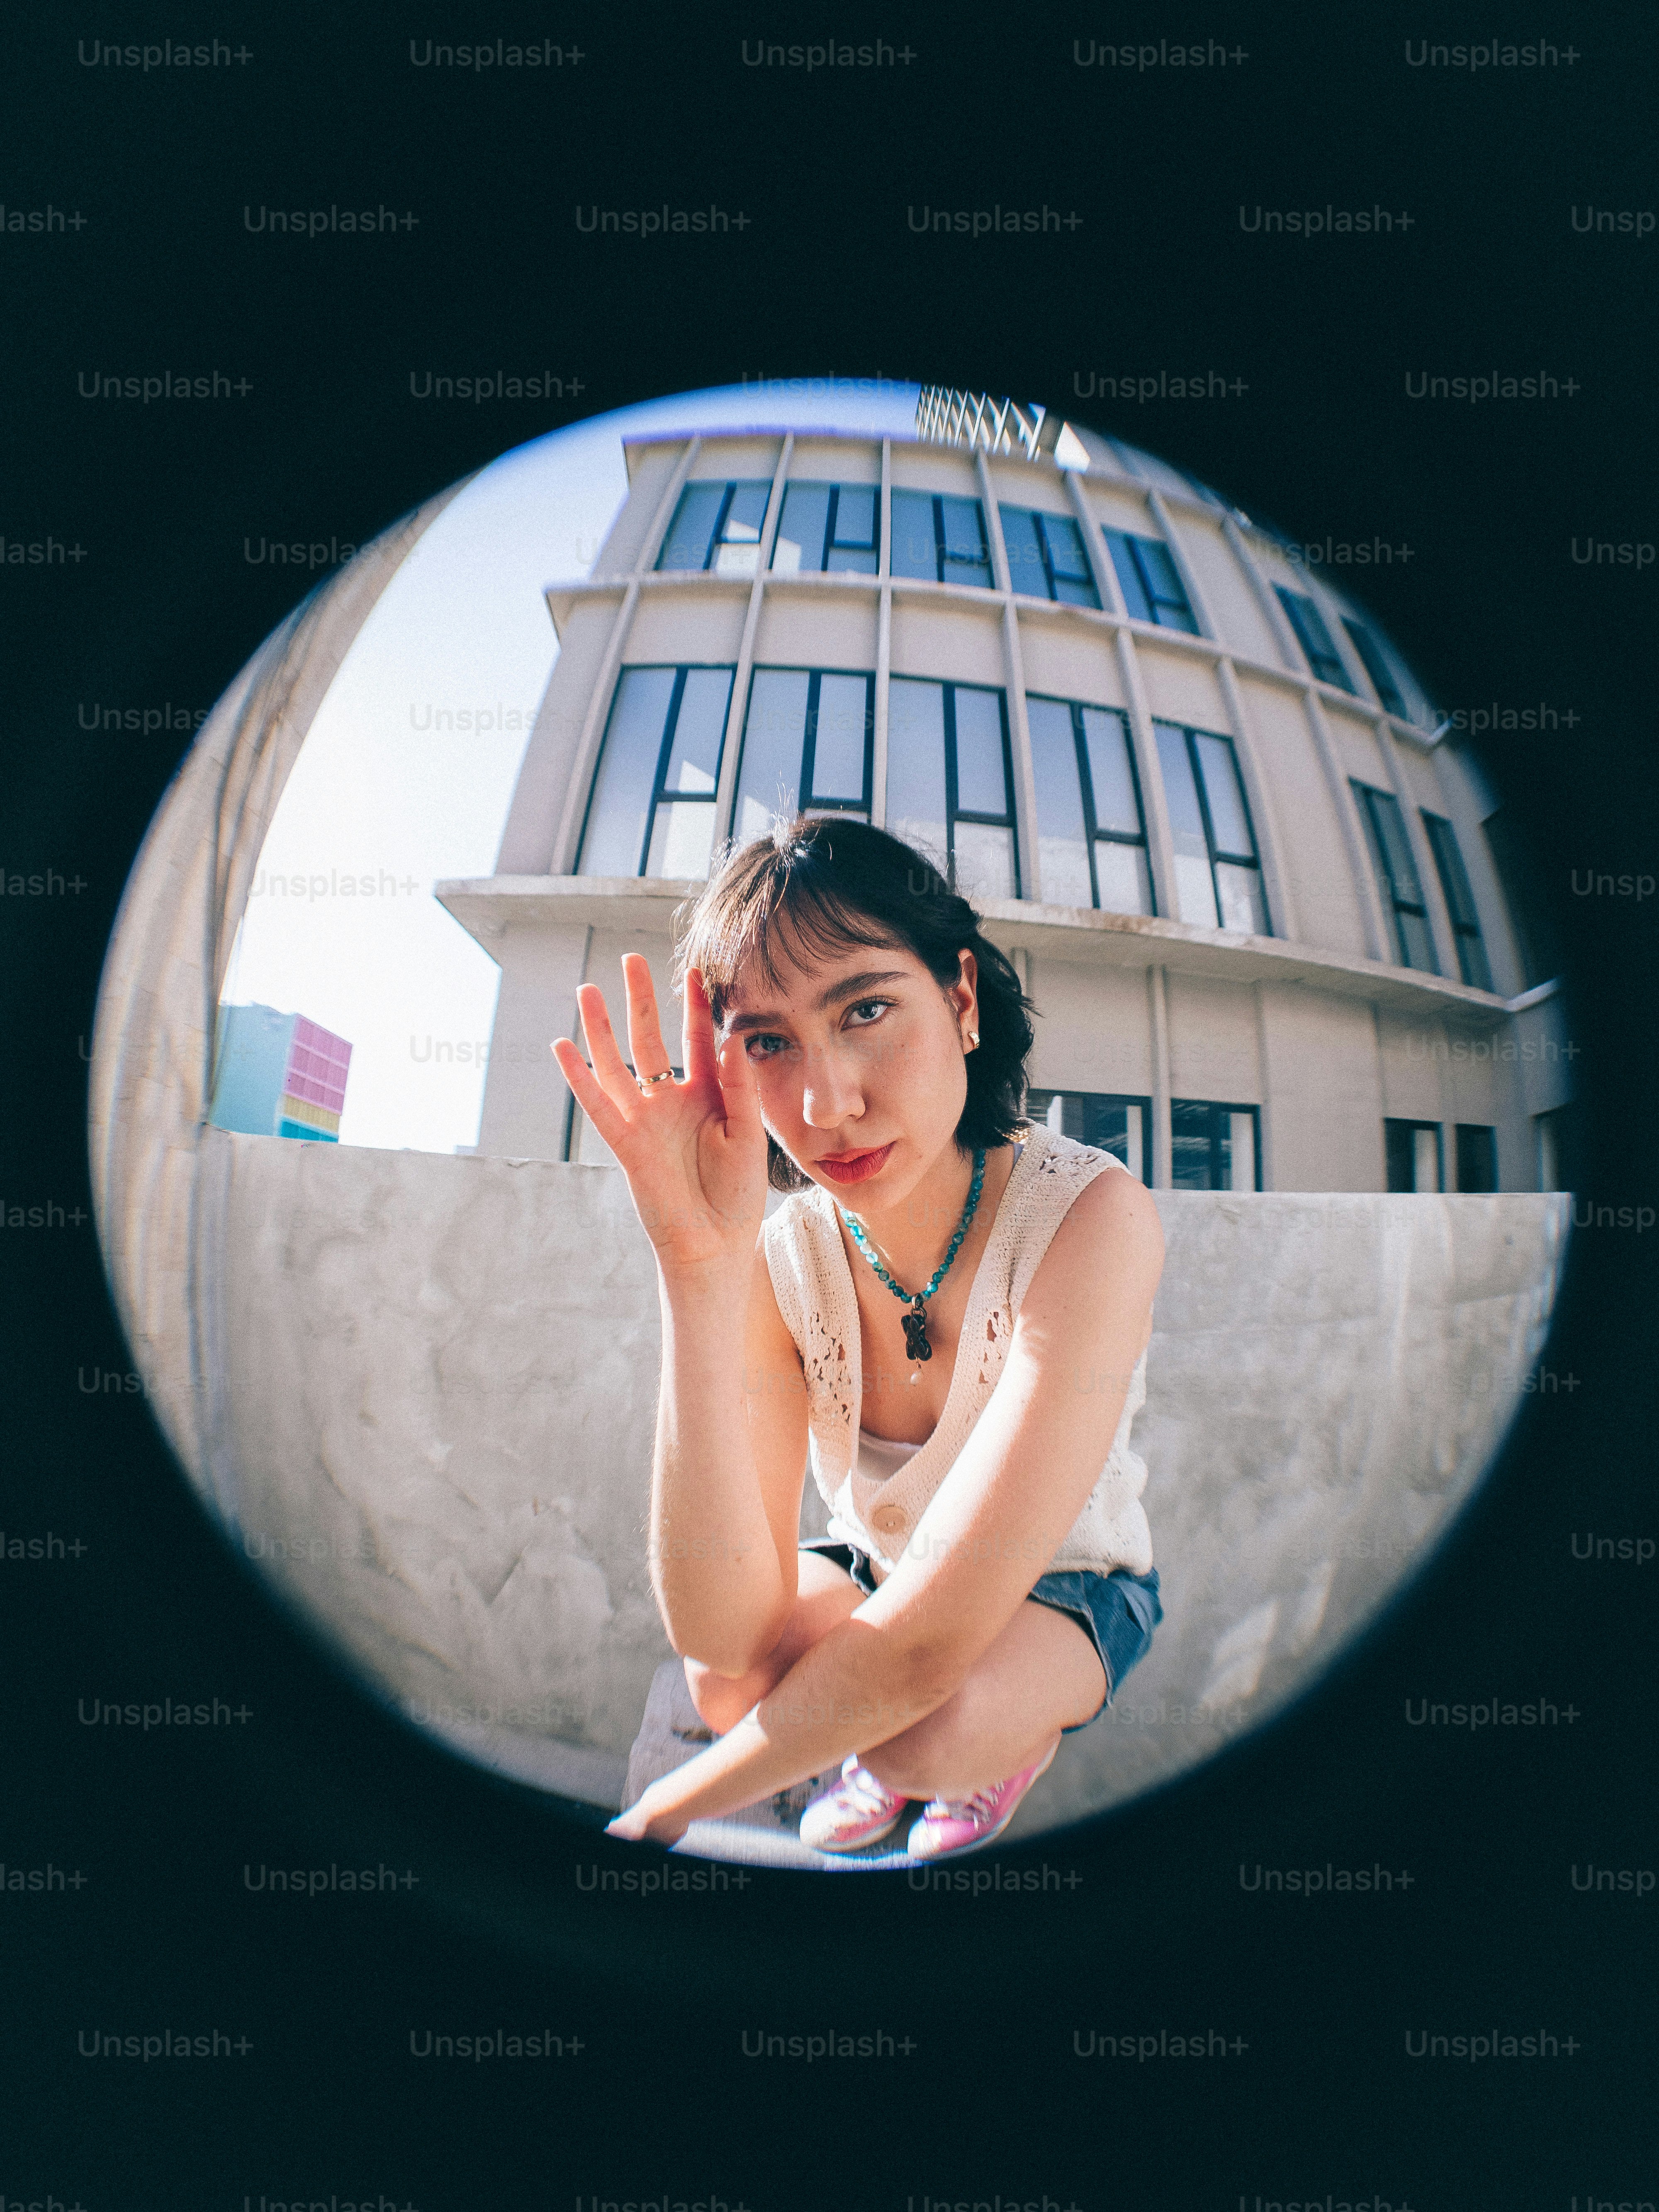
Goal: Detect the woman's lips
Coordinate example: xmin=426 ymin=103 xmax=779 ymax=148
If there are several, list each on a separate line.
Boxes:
xmin=817 ymin=1142 xmax=895 ymax=1185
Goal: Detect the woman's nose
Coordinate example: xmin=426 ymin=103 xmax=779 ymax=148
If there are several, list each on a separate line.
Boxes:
xmin=798 ymin=1040 xmax=867 ymax=1129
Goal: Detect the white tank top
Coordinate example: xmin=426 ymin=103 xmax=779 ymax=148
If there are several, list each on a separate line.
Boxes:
xmin=763 ymin=1121 xmax=1153 ymax=1580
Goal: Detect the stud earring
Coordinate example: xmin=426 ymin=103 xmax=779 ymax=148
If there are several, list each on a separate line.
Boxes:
xmin=966 ymin=1029 xmax=980 ymax=1048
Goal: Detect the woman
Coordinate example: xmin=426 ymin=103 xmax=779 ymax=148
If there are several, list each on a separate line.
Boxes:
xmin=550 ymin=817 xmax=1164 ymax=1859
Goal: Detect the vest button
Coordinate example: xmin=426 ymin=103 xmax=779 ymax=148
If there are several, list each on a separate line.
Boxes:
xmin=870 ymin=1503 xmax=908 ymax=1539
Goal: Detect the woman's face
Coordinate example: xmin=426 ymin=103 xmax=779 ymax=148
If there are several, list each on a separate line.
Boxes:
xmin=718 ymin=933 xmax=979 ymax=1203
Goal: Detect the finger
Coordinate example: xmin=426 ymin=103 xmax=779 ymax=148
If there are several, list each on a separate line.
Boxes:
xmin=621 ymin=951 xmax=676 ymax=1086
xmin=550 ymin=1032 xmax=633 ymax=1155
xmin=681 ymin=965 xmax=722 ymax=1092
xmin=713 ymin=1026 xmax=765 ymax=1140
xmin=573 ymin=981 xmax=644 ymax=1114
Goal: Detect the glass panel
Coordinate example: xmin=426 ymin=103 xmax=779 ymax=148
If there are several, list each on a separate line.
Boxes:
xmin=578 ymin=666 xmax=676 ymax=875
xmin=735 ymin=668 xmax=809 ymax=843
xmin=1194 ymin=732 xmax=1254 ymax=857
xmin=712 ymin=540 xmax=761 ymax=577
xmin=999 ymin=507 xmax=1046 ymax=595
xmin=808 ymin=674 xmax=870 ymax=803
xmin=1344 ymin=618 xmax=1406 ymax=714
xmin=662 ymin=668 xmax=731 ymax=794
xmin=1170 ymin=1101 xmax=1216 ymax=1189
xmin=952 ymin=819 xmax=1016 ymax=902
xmin=952 ymin=688 xmax=1009 ymax=817
xmin=711 ymin=481 xmax=769 ymax=576
xmin=1228 ymin=1112 xmax=1257 ymax=1191
xmin=1456 ymin=1124 xmax=1498 ymax=1194
xmin=1214 ymin=860 xmax=1267 ymax=934
xmin=1396 ymin=906 xmax=1438 ymax=972
xmin=939 ymin=496 xmax=991 ymax=585
xmin=1138 ymin=537 xmax=1190 ymax=613
xmin=1413 ymin=1126 xmax=1440 ymax=1192
xmin=1369 ymin=789 xmax=1425 ymax=904
xmin=1096 ymin=839 xmax=1154 ymax=917
xmin=773 ymin=483 xmax=829 ymax=574
xmin=1104 ymin=531 xmax=1151 ymax=621
xmin=1280 ymin=588 xmax=1351 ymax=685
xmin=886 ymin=677 xmax=948 ymax=866
xmin=1028 ymin=698 xmax=1091 ymax=907
xmin=826 ymin=543 xmax=878 ymax=576
xmin=646 ymin=799 xmax=716 ymax=881
xmin=1041 ymin=513 xmax=1090 ymax=583
xmin=889 ymin=489 xmax=939 ymax=581
xmin=656 ymin=484 xmax=725 ymax=573
xmin=1156 ymin=722 xmax=1218 ymax=924
xmin=831 ymin=484 xmax=878 ymax=552
xmin=1081 ymin=708 xmax=1141 ymax=835
xmin=1423 ymin=814 xmax=1474 ymax=927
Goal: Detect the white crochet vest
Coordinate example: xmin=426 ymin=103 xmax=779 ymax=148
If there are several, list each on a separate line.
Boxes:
xmin=761 ymin=1121 xmax=1153 ymax=1580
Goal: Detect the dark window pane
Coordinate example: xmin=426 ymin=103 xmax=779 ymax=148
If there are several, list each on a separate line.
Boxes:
xmin=940 ymin=496 xmax=991 ymax=584
xmin=952 ymin=688 xmax=1009 ymax=817
xmin=657 ymin=484 xmax=725 ymax=573
xmin=1136 ymin=538 xmax=1190 ymax=616
xmin=579 ymin=667 xmax=677 ymax=874
xmin=1170 ymin=1101 xmax=1217 ymax=1190
xmin=1277 ymin=587 xmax=1353 ymax=688
xmin=889 ymin=489 xmax=939 ymax=581
xmin=1370 ymin=788 xmax=1426 ymax=905
xmin=1080 ymin=708 xmax=1141 ymax=836
xmin=1385 ymin=1118 xmax=1442 ymax=1192
xmin=808 ymin=673 xmax=870 ymax=802
xmin=1104 ymin=529 xmax=1153 ymax=621
xmin=1026 ymin=1089 xmax=1150 ymax=1184
xmin=773 ymin=484 xmax=830 ymax=573
xmin=1455 ymin=1124 xmax=1498 ymax=1193
xmin=1396 ymin=905 xmax=1438 ymax=971
xmin=1343 ymin=618 xmax=1407 ymax=715
xmin=886 ymin=677 xmax=949 ymax=863
xmin=1000 ymin=507 xmax=1046 ymax=594
xmin=1423 ymin=812 xmax=1494 ymax=989
xmin=832 ymin=483 xmax=877 ymax=549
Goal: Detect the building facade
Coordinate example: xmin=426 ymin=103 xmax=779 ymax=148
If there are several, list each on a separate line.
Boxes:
xmin=209 ymin=1003 xmax=353 ymax=1143
xmin=437 ymin=404 xmax=1572 ymax=1193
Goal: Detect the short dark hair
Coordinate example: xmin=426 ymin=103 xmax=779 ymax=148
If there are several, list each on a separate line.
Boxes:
xmin=669 ymin=816 xmax=1036 ymax=1193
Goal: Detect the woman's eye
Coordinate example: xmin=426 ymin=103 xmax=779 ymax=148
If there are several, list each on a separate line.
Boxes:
xmin=745 ymin=1033 xmax=790 ymax=1059
xmin=845 ymin=998 xmax=892 ymax=1028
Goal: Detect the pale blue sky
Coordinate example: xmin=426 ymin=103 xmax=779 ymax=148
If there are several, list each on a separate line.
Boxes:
xmin=218 ymin=378 xmax=926 ymax=1153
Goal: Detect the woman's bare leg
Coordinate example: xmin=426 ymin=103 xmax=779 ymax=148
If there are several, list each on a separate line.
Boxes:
xmin=682 ymin=1551 xmax=865 ymax=1737
xmin=862 ymin=1601 xmax=1105 ymax=1801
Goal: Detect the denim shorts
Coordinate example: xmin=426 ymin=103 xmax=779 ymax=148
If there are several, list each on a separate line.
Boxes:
xmin=798 ymin=1539 xmax=1163 ymax=1734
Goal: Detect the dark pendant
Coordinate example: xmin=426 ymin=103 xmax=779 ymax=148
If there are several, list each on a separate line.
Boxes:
xmin=902 ymin=1305 xmax=932 ymax=1362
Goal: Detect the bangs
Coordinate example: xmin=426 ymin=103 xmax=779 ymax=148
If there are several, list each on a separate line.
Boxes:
xmin=675 ymin=834 xmax=913 ymax=1023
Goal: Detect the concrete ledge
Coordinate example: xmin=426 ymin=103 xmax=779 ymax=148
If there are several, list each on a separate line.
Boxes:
xmin=159 ymin=1130 xmax=1565 ymax=1840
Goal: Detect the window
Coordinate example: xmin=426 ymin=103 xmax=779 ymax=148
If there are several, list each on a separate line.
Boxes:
xmin=1172 ymin=1101 xmax=1261 ymax=1191
xmin=1351 ymin=781 xmax=1438 ymax=972
xmin=1421 ymin=812 xmax=1494 ymax=990
xmin=1385 ymin=1118 xmax=1443 ymax=1193
xmin=733 ymin=668 xmax=874 ymax=845
xmin=576 ymin=665 xmax=734 ymax=879
xmin=1276 ymin=587 xmax=1354 ymax=689
xmin=1102 ymin=530 xmax=1199 ymax=632
xmin=655 ymin=481 xmax=771 ymax=575
xmin=887 ymin=678 xmax=1019 ymax=899
xmin=1025 ymin=1089 xmax=1151 ymax=1185
xmin=889 ymin=489 xmax=993 ymax=587
xmin=999 ymin=507 xmax=1100 ymax=607
xmin=1455 ymin=1124 xmax=1498 ymax=1193
xmin=1156 ymin=723 xmax=1270 ymax=933
xmin=1027 ymin=697 xmax=1153 ymax=915
xmin=1343 ymin=617 xmax=1407 ymax=715
xmin=770 ymin=482 xmax=879 ymax=576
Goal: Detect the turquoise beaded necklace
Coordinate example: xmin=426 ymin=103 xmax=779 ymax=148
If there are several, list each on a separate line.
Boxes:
xmin=839 ymin=1148 xmax=987 ymax=1378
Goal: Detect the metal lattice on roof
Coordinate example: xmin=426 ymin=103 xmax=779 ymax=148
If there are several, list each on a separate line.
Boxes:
xmin=914 ymin=386 xmax=1064 ymax=459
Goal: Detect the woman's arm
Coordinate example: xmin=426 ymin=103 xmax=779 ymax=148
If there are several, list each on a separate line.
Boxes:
xmin=647 ymin=1233 xmax=809 ymax=1677
xmin=613 ymin=1162 xmax=1165 ymax=1840
xmin=552 ymin=956 xmax=802 ymax=1679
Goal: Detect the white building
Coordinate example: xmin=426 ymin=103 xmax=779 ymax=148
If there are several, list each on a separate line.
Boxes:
xmin=438 ymin=396 xmax=1570 ymax=1196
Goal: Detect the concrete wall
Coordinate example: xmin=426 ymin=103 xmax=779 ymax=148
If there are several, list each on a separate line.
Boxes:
xmin=181 ymin=1128 xmax=1568 ymax=1826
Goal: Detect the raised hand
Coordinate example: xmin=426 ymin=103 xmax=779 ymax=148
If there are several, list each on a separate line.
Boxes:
xmin=550 ymin=953 xmax=770 ymax=1277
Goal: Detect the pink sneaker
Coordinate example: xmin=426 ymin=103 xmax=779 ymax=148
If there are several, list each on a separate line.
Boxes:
xmin=905 ymin=1739 xmax=1060 ymax=1860
xmin=798 ymin=1754 xmax=910 ymax=1853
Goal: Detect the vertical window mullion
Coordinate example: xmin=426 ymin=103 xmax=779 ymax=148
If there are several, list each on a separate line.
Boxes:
xmin=822 ymin=486 xmax=840 ymax=573
xmin=707 ymin=485 xmax=738 ymax=570
xmin=1186 ymin=729 xmax=1227 ymax=921
xmin=941 ymin=684 xmax=960 ymax=875
xmin=799 ymin=671 xmax=823 ymax=803
xmin=1073 ymin=705 xmax=1103 ymax=909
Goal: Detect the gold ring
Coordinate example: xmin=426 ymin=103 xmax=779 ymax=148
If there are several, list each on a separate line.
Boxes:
xmin=636 ymin=1070 xmax=675 ymax=1091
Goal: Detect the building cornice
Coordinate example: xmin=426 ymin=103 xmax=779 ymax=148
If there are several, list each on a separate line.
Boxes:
xmin=433 ymin=875 xmax=1516 ymax=1029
